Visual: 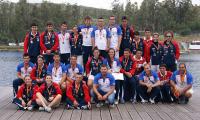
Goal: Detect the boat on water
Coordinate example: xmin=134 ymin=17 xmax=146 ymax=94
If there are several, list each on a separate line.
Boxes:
xmin=188 ymin=41 xmax=200 ymax=50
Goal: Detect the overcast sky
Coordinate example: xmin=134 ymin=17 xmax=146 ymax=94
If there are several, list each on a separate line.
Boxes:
xmin=8 ymin=0 xmax=200 ymax=10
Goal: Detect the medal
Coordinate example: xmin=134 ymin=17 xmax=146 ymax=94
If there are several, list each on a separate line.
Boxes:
xmin=61 ymin=33 xmax=66 ymax=44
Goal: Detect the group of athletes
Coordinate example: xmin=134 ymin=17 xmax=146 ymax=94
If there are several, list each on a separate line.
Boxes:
xmin=12 ymin=15 xmax=193 ymax=112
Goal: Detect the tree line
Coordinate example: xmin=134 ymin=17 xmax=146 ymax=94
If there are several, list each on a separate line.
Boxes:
xmin=0 ymin=0 xmax=199 ymax=44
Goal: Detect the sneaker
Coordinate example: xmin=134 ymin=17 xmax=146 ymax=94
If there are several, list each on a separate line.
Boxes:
xmin=141 ymin=99 xmax=148 ymax=104
xmin=105 ymin=100 xmax=109 ymax=104
xmin=81 ymin=105 xmax=88 ymax=110
xmin=27 ymin=106 xmax=33 ymax=111
xmin=120 ymin=98 xmax=125 ymax=104
xmin=45 ymin=107 xmax=52 ymax=113
xmin=132 ymin=99 xmax=137 ymax=104
xmin=66 ymin=104 xmax=74 ymax=109
xmin=149 ymin=98 xmax=155 ymax=104
xmin=114 ymin=99 xmax=119 ymax=105
xmin=96 ymin=103 xmax=103 ymax=108
xmin=39 ymin=107 xmax=45 ymax=111
xmin=109 ymin=104 xmax=115 ymax=108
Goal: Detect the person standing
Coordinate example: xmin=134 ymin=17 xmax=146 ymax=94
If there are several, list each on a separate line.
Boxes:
xmin=40 ymin=22 xmax=59 ymax=65
xmin=24 ymin=23 xmax=40 ymax=64
xmin=58 ymin=21 xmax=71 ymax=65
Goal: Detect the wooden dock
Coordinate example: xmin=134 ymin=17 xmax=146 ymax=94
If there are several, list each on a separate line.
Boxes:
xmin=0 ymin=86 xmax=200 ymax=120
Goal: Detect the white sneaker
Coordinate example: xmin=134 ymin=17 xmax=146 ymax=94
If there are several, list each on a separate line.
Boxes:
xmin=27 ymin=106 xmax=33 ymax=111
xmin=105 ymin=100 xmax=109 ymax=104
xmin=39 ymin=107 xmax=45 ymax=111
xmin=114 ymin=99 xmax=119 ymax=105
xmin=141 ymin=99 xmax=148 ymax=104
xmin=96 ymin=103 xmax=103 ymax=108
xmin=149 ymin=98 xmax=155 ymax=104
xmin=45 ymin=107 xmax=52 ymax=113
xmin=109 ymin=104 xmax=115 ymax=108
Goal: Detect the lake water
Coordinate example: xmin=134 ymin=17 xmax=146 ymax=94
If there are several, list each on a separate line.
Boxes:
xmin=0 ymin=51 xmax=200 ymax=88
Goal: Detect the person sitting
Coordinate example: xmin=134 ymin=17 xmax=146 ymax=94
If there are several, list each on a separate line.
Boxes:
xmin=66 ymin=73 xmax=91 ymax=109
xmin=13 ymin=75 xmax=39 ymax=111
xmin=92 ymin=65 xmax=115 ymax=108
xmin=13 ymin=53 xmax=34 ymax=97
xmin=30 ymin=55 xmax=47 ymax=86
xmin=65 ymin=55 xmax=84 ymax=84
xmin=47 ymin=52 xmax=66 ymax=90
xmin=138 ymin=64 xmax=160 ymax=104
xmin=86 ymin=47 xmax=104 ymax=89
xmin=103 ymin=48 xmax=122 ymax=105
xmin=119 ymin=48 xmax=137 ymax=103
xmin=36 ymin=74 xmax=62 ymax=112
xmin=157 ymin=64 xmax=173 ymax=103
xmin=170 ymin=63 xmax=193 ymax=104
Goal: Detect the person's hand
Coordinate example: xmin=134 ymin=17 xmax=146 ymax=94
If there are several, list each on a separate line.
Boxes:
xmin=102 ymin=95 xmax=108 ymax=100
xmin=27 ymin=100 xmax=32 ymax=107
xmin=87 ymin=102 xmax=91 ymax=109
xmin=48 ymin=97 xmax=54 ymax=102
xmin=21 ymin=100 xmax=26 ymax=107
xmin=73 ymin=100 xmax=79 ymax=107
xmin=125 ymin=72 xmax=132 ymax=78
xmin=97 ymin=95 xmax=103 ymax=100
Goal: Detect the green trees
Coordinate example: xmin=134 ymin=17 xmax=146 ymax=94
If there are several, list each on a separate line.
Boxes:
xmin=0 ymin=0 xmax=199 ymax=44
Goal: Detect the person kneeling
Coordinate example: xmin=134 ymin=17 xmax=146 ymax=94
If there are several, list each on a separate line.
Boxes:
xmin=138 ymin=64 xmax=160 ymax=104
xmin=92 ymin=65 xmax=115 ymax=108
xmin=36 ymin=74 xmax=62 ymax=112
xmin=13 ymin=75 xmax=39 ymax=111
xmin=66 ymin=73 xmax=91 ymax=110
xmin=170 ymin=63 xmax=193 ymax=104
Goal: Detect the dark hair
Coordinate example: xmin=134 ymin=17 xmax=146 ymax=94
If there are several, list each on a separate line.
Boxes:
xmin=98 ymin=16 xmax=104 ymax=19
xmin=84 ymin=16 xmax=91 ymax=20
xmin=23 ymin=53 xmax=29 ymax=58
xmin=71 ymin=55 xmax=77 ymax=59
xmin=53 ymin=52 xmax=60 ymax=56
xmin=24 ymin=75 xmax=31 ymax=80
xmin=145 ymin=28 xmax=151 ymax=32
xmin=93 ymin=47 xmax=99 ymax=53
xmin=124 ymin=48 xmax=131 ymax=53
xmin=101 ymin=64 xmax=107 ymax=68
xmin=134 ymin=31 xmax=140 ymax=36
xmin=45 ymin=74 xmax=52 ymax=78
xmin=46 ymin=21 xmax=53 ymax=26
xmin=136 ymin=49 xmax=142 ymax=53
xmin=122 ymin=16 xmax=128 ymax=20
xmin=31 ymin=23 xmax=38 ymax=27
xmin=109 ymin=15 xmax=115 ymax=19
xmin=179 ymin=63 xmax=186 ymax=69
xmin=61 ymin=21 xmax=67 ymax=25
xmin=159 ymin=64 xmax=167 ymax=68
xmin=107 ymin=48 xmax=115 ymax=68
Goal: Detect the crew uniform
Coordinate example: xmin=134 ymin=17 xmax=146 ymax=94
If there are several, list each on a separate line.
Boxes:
xmin=119 ymin=55 xmax=137 ymax=101
xmin=24 ymin=32 xmax=41 ymax=64
xmin=91 ymin=27 xmax=111 ymax=58
xmin=119 ymin=25 xmax=134 ymax=57
xmin=58 ymin=31 xmax=71 ymax=65
xmin=78 ymin=25 xmax=96 ymax=68
xmin=13 ymin=84 xmax=39 ymax=110
xmin=70 ymin=32 xmax=83 ymax=66
xmin=40 ymin=31 xmax=59 ymax=65
xmin=162 ymin=41 xmax=180 ymax=72
xmin=130 ymin=38 xmax=146 ymax=56
xmin=66 ymin=81 xmax=90 ymax=108
xmin=30 ymin=65 xmax=47 ymax=86
xmin=150 ymin=41 xmax=164 ymax=72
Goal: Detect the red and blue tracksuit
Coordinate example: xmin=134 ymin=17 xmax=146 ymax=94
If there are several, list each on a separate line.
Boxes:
xmin=24 ymin=32 xmax=41 ymax=64
xmin=85 ymin=56 xmax=104 ymax=76
xmin=30 ymin=65 xmax=47 ymax=86
xmin=158 ymin=71 xmax=173 ymax=102
xmin=40 ymin=31 xmax=59 ymax=65
xmin=39 ymin=82 xmax=62 ymax=101
xmin=119 ymin=55 xmax=137 ymax=101
xmin=162 ymin=41 xmax=180 ymax=72
xmin=13 ymin=84 xmax=39 ymax=109
xmin=66 ymin=81 xmax=90 ymax=107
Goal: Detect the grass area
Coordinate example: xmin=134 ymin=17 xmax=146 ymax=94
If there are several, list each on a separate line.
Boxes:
xmin=0 ymin=45 xmax=23 ymax=51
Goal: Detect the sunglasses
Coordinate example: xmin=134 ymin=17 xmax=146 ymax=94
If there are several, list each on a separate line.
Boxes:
xmin=165 ymin=36 xmax=172 ymax=38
